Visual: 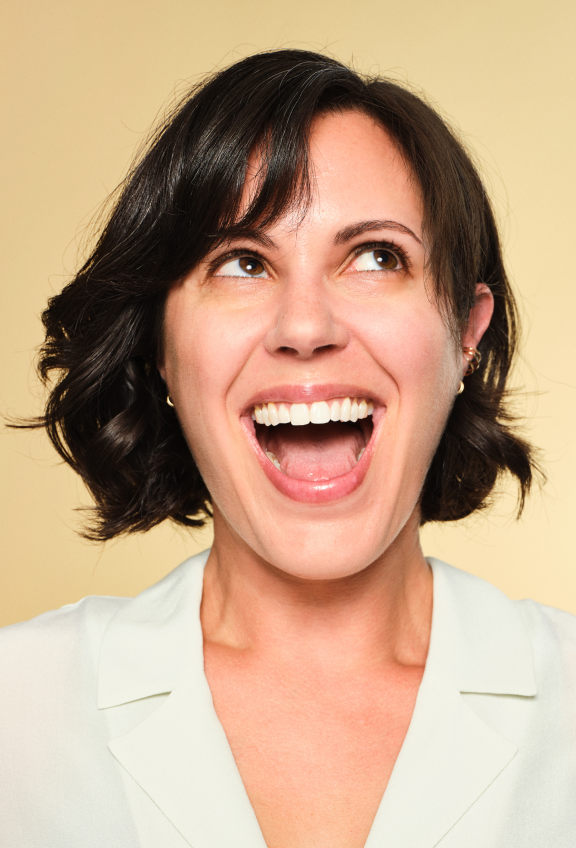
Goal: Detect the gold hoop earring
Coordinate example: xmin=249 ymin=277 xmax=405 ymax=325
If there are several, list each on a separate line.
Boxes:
xmin=457 ymin=347 xmax=481 ymax=395
xmin=166 ymin=394 xmax=175 ymax=407
xmin=463 ymin=346 xmax=481 ymax=376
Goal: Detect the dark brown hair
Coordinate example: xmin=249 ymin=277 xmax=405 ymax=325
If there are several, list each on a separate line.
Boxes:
xmin=28 ymin=49 xmax=537 ymax=540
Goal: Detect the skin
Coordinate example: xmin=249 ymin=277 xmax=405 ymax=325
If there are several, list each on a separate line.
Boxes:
xmin=159 ymin=110 xmax=494 ymax=848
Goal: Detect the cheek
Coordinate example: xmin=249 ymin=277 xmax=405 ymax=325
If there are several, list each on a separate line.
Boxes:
xmin=365 ymin=303 xmax=458 ymax=512
xmin=161 ymin=290 xmax=268 ymax=467
xmin=163 ymin=288 xmax=241 ymax=398
xmin=358 ymin=296 xmax=457 ymax=397
xmin=357 ymin=297 xmax=458 ymax=485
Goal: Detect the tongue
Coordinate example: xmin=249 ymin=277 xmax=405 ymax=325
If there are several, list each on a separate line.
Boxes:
xmin=265 ymin=423 xmax=365 ymax=481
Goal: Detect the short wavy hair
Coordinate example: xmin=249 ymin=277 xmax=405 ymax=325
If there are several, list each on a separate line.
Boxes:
xmin=30 ymin=49 xmax=537 ymax=540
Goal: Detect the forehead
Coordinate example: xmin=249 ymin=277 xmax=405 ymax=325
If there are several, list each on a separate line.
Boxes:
xmin=243 ymin=110 xmax=423 ymax=240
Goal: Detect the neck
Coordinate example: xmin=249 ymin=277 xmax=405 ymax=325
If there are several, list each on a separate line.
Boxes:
xmin=200 ymin=509 xmax=433 ymax=673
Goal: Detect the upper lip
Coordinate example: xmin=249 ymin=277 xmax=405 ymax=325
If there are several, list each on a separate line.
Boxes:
xmin=242 ymin=383 xmax=384 ymax=415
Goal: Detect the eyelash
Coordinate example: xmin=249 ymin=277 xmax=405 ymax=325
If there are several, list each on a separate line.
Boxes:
xmin=350 ymin=241 xmax=411 ymax=272
xmin=207 ymin=248 xmax=264 ymax=276
xmin=208 ymin=240 xmax=411 ymax=276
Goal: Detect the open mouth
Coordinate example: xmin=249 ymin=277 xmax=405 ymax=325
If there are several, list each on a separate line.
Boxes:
xmin=249 ymin=397 xmax=376 ymax=488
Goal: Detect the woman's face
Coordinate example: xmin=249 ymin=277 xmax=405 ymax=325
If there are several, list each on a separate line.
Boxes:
xmin=160 ymin=110 xmax=492 ymax=579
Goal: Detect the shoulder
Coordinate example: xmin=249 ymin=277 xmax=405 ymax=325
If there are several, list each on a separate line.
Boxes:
xmin=516 ymin=595 xmax=576 ymax=644
xmin=0 ymin=593 xmax=129 ymax=655
xmin=0 ymin=598 xmax=148 ymax=845
xmin=428 ymin=558 xmax=576 ymax=695
xmin=0 ymin=595 xmax=129 ymax=710
xmin=515 ymin=597 xmax=576 ymax=687
xmin=0 ymin=593 xmax=127 ymax=646
xmin=430 ymin=556 xmax=576 ymax=649
xmin=0 ymin=549 xmax=210 ymax=706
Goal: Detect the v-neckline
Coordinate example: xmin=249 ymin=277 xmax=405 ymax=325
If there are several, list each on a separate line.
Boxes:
xmin=190 ymin=558 xmax=519 ymax=848
xmin=104 ymin=554 xmax=528 ymax=848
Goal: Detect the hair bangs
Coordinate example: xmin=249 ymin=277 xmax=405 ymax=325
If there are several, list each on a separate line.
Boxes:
xmin=172 ymin=57 xmax=363 ymax=262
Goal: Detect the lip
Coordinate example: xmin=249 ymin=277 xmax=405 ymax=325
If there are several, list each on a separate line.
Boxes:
xmin=240 ymin=384 xmax=386 ymax=504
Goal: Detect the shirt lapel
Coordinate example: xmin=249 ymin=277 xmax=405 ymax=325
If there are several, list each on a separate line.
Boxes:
xmin=98 ymin=549 xmax=268 ymax=848
xmin=107 ymin=667 xmax=268 ymax=848
xmin=365 ymin=665 xmax=517 ymax=847
xmin=365 ymin=558 xmax=537 ymax=847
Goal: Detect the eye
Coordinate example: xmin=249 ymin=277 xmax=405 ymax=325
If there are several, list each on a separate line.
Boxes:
xmin=351 ymin=248 xmax=401 ymax=272
xmin=215 ymin=255 xmax=267 ymax=277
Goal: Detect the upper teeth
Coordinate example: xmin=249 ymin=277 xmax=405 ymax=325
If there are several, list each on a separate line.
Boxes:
xmin=252 ymin=398 xmax=374 ymax=426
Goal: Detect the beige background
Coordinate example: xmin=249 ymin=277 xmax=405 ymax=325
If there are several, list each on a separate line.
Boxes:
xmin=1 ymin=0 xmax=575 ymax=627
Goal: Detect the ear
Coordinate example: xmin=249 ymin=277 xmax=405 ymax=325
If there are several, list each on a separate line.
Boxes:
xmin=156 ymin=347 xmax=167 ymax=383
xmin=461 ymin=283 xmax=494 ymax=368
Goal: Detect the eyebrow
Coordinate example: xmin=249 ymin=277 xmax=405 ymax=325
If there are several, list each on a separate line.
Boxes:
xmin=212 ymin=219 xmax=422 ymax=254
xmin=334 ymin=220 xmax=423 ymax=247
xmin=213 ymin=228 xmax=277 ymax=250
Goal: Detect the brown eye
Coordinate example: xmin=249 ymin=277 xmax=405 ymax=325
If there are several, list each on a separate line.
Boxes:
xmin=353 ymin=248 xmax=401 ymax=272
xmin=373 ymin=250 xmax=398 ymax=270
xmin=215 ymin=255 xmax=267 ymax=277
xmin=238 ymin=256 xmax=265 ymax=275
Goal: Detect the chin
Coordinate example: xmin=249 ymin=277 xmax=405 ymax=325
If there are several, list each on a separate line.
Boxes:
xmin=213 ymin=472 xmax=418 ymax=584
xmin=197 ymin=385 xmax=444 ymax=580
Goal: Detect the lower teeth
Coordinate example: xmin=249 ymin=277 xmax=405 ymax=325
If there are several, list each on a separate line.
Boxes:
xmin=265 ymin=447 xmax=365 ymax=474
xmin=265 ymin=450 xmax=283 ymax=472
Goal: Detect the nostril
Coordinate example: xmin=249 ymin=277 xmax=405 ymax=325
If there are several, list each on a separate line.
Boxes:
xmin=277 ymin=343 xmax=338 ymax=357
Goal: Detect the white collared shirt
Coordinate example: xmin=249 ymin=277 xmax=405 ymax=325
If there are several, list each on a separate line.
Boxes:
xmin=1 ymin=551 xmax=576 ymax=847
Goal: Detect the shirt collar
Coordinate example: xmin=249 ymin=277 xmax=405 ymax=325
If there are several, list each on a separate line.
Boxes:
xmin=98 ymin=549 xmax=209 ymax=709
xmin=426 ymin=557 xmax=536 ymax=695
xmin=98 ymin=551 xmax=536 ymax=709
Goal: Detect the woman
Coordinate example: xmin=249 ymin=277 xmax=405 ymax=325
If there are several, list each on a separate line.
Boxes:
xmin=2 ymin=49 xmax=575 ymax=847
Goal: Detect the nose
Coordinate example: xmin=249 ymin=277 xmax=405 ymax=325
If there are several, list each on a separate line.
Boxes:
xmin=265 ymin=274 xmax=348 ymax=360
